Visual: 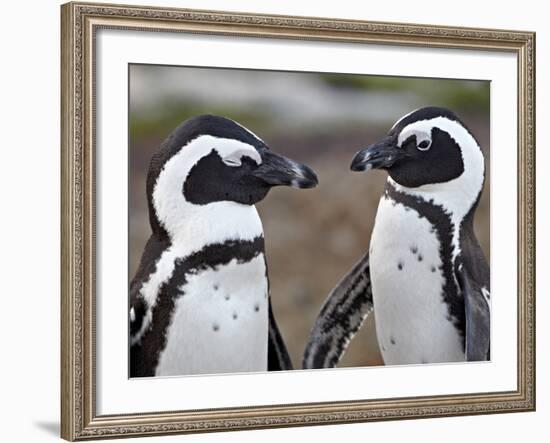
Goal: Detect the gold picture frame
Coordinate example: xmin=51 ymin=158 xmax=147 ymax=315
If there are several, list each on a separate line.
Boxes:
xmin=61 ymin=1 xmax=536 ymax=440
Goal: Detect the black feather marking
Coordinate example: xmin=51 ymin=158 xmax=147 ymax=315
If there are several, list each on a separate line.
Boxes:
xmin=184 ymin=150 xmax=269 ymax=206
xmin=389 ymin=127 xmax=465 ymax=188
xmin=302 ymin=253 xmax=373 ymax=369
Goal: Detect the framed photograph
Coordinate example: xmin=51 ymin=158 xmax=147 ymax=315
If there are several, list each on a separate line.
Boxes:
xmin=61 ymin=1 xmax=535 ymax=440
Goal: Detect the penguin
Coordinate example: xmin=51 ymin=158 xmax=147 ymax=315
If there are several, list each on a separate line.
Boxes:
xmin=303 ymin=107 xmax=490 ymax=368
xmin=130 ymin=115 xmax=318 ymax=377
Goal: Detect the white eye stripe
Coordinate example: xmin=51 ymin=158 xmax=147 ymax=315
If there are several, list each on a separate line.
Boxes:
xmin=219 ymin=147 xmax=262 ymax=167
xmin=398 ymin=128 xmax=431 ymax=148
xmin=397 ymin=124 xmax=434 ymax=152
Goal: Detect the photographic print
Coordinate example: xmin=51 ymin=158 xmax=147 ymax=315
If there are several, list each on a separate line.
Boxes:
xmin=128 ymin=65 xmax=490 ymax=378
xmin=61 ymin=3 xmax=534 ymax=439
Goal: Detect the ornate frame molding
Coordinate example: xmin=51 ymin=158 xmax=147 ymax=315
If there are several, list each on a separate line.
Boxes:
xmin=61 ymin=2 xmax=535 ymax=440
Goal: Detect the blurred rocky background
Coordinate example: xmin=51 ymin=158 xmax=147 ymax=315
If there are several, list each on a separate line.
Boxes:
xmin=129 ymin=65 xmax=490 ymax=369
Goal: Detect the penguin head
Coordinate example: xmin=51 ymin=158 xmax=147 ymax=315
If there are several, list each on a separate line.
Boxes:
xmin=146 ymin=115 xmax=318 ymax=237
xmin=350 ymin=107 xmax=485 ymax=206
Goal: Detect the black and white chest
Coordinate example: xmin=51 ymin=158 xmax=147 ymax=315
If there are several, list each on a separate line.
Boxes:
xmin=369 ymin=186 xmax=465 ymax=364
xmin=156 ymin=243 xmax=269 ymax=376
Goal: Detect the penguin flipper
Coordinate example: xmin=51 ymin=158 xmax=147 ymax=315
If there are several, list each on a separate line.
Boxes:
xmin=129 ymin=284 xmax=147 ymax=343
xmin=128 ymin=282 xmax=150 ymax=377
xmin=267 ymin=298 xmax=293 ymax=370
xmin=129 ymin=235 xmax=170 ymax=377
xmin=302 ymin=253 xmax=373 ymax=369
xmin=456 ymin=263 xmax=490 ymax=361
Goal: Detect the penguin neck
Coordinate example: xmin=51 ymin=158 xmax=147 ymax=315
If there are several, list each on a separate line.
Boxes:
xmin=152 ymin=200 xmax=264 ymax=258
xmin=387 ymin=175 xmax=481 ymax=225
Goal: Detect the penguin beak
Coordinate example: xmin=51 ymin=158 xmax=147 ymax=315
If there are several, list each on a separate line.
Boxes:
xmin=350 ymin=136 xmax=402 ymax=172
xmin=253 ymin=150 xmax=318 ymax=189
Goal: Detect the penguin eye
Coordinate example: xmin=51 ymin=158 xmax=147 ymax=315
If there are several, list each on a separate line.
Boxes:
xmin=417 ymin=139 xmax=431 ymax=151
